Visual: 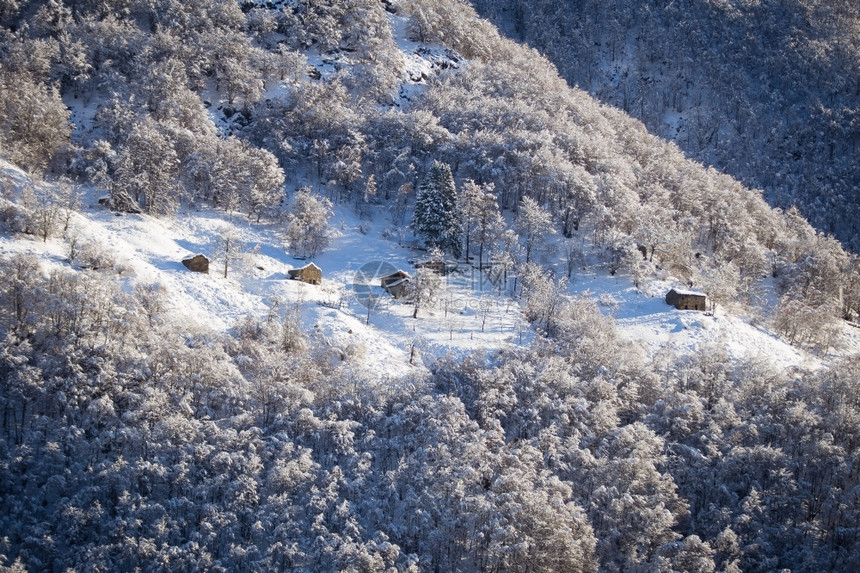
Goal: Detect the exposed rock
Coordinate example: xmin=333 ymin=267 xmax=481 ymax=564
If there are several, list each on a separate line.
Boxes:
xmin=182 ymin=254 xmax=209 ymax=273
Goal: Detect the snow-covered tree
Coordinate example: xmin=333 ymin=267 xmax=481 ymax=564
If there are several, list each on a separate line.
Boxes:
xmin=516 ymin=196 xmax=555 ymax=263
xmin=110 ymin=116 xmax=181 ymax=215
xmin=16 ymin=183 xmax=61 ymax=242
xmin=213 ymin=224 xmax=250 ymax=279
xmin=413 ymin=160 xmax=462 ymax=258
xmin=283 ymin=186 xmax=333 ymax=259
xmin=406 ymin=256 xmax=442 ymax=319
xmin=356 ymin=173 xmax=377 ymax=218
xmin=460 ymin=179 xmax=504 ymax=267
xmin=0 ymin=67 xmax=71 ymax=173
xmin=520 ymin=261 xmax=566 ymax=331
xmin=243 ymin=142 xmax=286 ymax=221
xmin=703 ymin=261 xmax=740 ymax=315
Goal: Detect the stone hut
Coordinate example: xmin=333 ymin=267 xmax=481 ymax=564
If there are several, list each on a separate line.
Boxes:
xmin=666 ymin=288 xmax=707 ymax=311
xmin=182 ymin=254 xmax=209 ymax=273
xmin=288 ymin=262 xmax=322 ymax=285
xmin=380 ymin=270 xmax=411 ymax=299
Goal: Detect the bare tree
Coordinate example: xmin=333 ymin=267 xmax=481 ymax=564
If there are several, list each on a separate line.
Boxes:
xmin=19 ymin=183 xmax=61 ymax=242
xmin=213 ymin=225 xmax=248 ymax=279
xmin=407 ymin=267 xmax=442 ymax=319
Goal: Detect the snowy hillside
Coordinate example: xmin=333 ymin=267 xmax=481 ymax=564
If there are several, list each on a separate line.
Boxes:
xmin=471 ymin=0 xmax=860 ymax=253
xmin=2 ymin=0 xmax=860 ymax=571
xmin=2 ymin=161 xmax=853 ymax=378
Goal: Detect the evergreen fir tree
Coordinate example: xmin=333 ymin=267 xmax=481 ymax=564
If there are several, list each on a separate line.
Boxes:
xmin=413 ymin=160 xmax=462 ymax=258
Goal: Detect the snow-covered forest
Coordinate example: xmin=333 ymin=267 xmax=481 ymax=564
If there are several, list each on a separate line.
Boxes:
xmin=472 ymin=0 xmax=860 ymax=253
xmin=0 ymin=0 xmax=859 ymax=571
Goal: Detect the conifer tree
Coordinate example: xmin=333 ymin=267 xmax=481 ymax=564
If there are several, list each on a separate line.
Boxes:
xmin=413 ymin=160 xmax=462 ymax=258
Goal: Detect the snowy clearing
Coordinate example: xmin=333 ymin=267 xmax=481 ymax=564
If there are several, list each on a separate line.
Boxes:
xmin=2 ymin=161 xmax=856 ymax=381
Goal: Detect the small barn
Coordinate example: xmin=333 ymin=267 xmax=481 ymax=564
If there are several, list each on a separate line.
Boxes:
xmin=666 ymin=288 xmax=707 ymax=311
xmin=380 ymin=270 xmax=411 ymax=299
xmin=288 ymin=262 xmax=322 ymax=285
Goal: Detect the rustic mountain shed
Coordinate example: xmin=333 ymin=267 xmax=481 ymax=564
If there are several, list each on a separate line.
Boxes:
xmin=288 ymin=262 xmax=322 ymax=285
xmin=380 ymin=270 xmax=411 ymax=299
xmin=666 ymin=288 xmax=707 ymax=311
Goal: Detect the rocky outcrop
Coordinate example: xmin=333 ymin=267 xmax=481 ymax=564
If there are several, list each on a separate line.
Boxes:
xmin=182 ymin=254 xmax=209 ymax=273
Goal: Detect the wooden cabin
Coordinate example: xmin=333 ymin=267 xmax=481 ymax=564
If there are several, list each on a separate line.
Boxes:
xmin=665 ymin=288 xmax=707 ymax=311
xmin=288 ymin=262 xmax=322 ymax=285
xmin=380 ymin=270 xmax=411 ymax=299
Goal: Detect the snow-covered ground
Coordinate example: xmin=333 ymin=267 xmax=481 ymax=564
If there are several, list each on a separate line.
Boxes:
xmin=2 ymin=159 xmax=857 ymax=384
xmin=0 ymin=164 xmax=529 ymax=379
xmin=569 ymin=272 xmax=820 ymax=372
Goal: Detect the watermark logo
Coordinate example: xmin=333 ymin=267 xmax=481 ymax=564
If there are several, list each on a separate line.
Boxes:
xmin=351 ymin=260 xmax=400 ymax=310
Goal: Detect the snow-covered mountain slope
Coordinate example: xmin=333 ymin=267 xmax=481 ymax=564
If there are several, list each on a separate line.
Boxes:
xmin=4 ymin=2 xmax=860 ymax=570
xmin=570 ymin=274 xmax=821 ymax=372
xmin=470 ymin=0 xmax=860 ymax=253
xmin=2 ymin=162 xmax=855 ymax=379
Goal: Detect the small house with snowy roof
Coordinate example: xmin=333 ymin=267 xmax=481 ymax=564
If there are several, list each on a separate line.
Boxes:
xmin=665 ymin=288 xmax=707 ymax=311
xmin=288 ymin=262 xmax=322 ymax=285
xmin=381 ymin=270 xmax=411 ymax=299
